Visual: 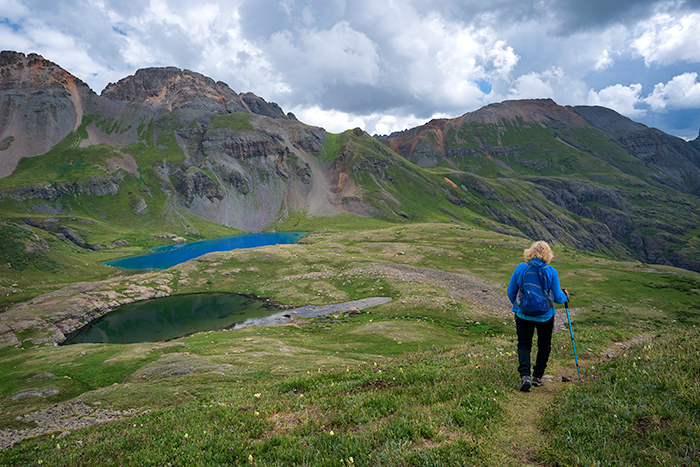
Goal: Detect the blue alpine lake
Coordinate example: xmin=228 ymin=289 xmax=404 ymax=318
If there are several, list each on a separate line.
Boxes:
xmin=103 ymin=232 xmax=306 ymax=270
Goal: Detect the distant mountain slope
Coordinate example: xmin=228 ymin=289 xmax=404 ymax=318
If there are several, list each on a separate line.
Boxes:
xmin=0 ymin=51 xmax=482 ymax=247
xmin=571 ymin=105 xmax=700 ymax=196
xmin=386 ymin=99 xmax=700 ymax=272
xmin=1 ymin=51 xmax=699 ymax=272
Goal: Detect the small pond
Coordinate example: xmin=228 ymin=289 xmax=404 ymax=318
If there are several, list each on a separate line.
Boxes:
xmin=65 ymin=294 xmax=279 ymax=344
xmin=64 ymin=295 xmax=392 ymax=344
xmin=103 ymin=232 xmax=306 ymax=270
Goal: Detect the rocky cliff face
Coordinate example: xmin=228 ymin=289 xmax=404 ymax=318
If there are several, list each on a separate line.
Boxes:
xmin=101 ymin=67 xmax=290 ymax=119
xmin=0 ymin=51 xmax=98 ymax=177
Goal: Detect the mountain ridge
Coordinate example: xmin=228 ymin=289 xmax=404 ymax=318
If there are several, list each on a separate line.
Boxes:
xmin=384 ymin=99 xmax=700 ymax=272
xmin=1 ymin=50 xmax=699 ymax=273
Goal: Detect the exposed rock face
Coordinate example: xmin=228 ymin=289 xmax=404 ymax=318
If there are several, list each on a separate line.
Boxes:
xmin=459 ymin=98 xmax=590 ymax=129
xmin=0 ymin=51 xmax=98 ymax=177
xmin=0 ymin=52 xmax=359 ymax=232
xmin=0 ymin=174 xmax=124 ymax=201
xmin=101 ymin=67 xmax=288 ymax=118
xmin=202 ymin=128 xmax=281 ymax=160
xmin=178 ymin=167 xmax=223 ymax=207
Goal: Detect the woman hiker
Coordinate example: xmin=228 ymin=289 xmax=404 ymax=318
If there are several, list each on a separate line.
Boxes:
xmin=507 ymin=241 xmax=569 ymax=392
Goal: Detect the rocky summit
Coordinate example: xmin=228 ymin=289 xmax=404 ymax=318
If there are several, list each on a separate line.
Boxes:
xmin=1 ymin=51 xmax=700 ymax=272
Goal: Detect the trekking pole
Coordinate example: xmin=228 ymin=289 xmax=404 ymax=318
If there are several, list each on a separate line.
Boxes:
xmin=563 ymin=291 xmax=581 ymax=379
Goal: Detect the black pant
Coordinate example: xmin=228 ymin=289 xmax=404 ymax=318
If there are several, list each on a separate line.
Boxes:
xmin=516 ymin=315 xmax=554 ymax=378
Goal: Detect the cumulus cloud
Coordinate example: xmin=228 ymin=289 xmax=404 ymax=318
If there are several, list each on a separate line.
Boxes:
xmin=633 ymin=12 xmax=700 ymax=65
xmin=594 ymin=49 xmax=615 ymax=71
xmin=504 ymin=67 xmax=588 ymax=103
xmin=646 ymin=72 xmax=700 ymax=111
xmin=289 ymin=104 xmax=446 ymax=135
xmin=508 ymin=72 xmax=556 ymax=99
xmin=267 ymin=21 xmax=380 ymax=93
xmin=587 ymin=83 xmax=645 ymax=116
xmin=2 ymin=0 xmax=700 ymax=137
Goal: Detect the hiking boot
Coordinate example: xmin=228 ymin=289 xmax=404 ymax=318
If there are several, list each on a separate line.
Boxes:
xmin=519 ymin=375 xmax=531 ymax=392
xmin=532 ymin=377 xmax=545 ymax=387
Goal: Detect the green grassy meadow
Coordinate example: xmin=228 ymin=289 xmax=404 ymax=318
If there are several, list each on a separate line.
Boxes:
xmin=0 ymin=222 xmax=699 ymax=466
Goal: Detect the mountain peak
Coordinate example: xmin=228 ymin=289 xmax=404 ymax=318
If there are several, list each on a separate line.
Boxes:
xmin=458 ymin=98 xmax=589 ymax=129
xmin=101 ymin=66 xmax=289 ymax=118
xmin=0 ymin=51 xmax=97 ymax=178
xmin=0 ymin=50 xmax=91 ymax=94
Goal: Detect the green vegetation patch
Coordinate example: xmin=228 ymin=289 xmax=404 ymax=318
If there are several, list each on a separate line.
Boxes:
xmin=320 ymin=130 xmax=352 ymax=163
xmin=1 ymin=223 xmax=699 ymax=466
xmin=0 ymin=135 xmax=14 ymax=151
xmin=0 ymin=343 xmax=512 ymax=466
xmin=0 ymin=222 xmax=57 ymax=272
xmin=210 ymin=113 xmax=254 ymax=132
xmin=540 ymin=327 xmax=700 ymax=466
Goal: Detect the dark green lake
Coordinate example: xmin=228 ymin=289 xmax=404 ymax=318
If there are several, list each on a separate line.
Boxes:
xmin=65 ymin=294 xmax=279 ymax=344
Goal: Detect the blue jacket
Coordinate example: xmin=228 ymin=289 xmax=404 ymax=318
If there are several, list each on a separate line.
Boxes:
xmin=507 ymin=258 xmax=568 ymax=322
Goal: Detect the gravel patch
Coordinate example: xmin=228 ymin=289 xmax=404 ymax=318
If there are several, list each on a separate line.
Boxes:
xmin=0 ymin=400 xmax=137 ymax=450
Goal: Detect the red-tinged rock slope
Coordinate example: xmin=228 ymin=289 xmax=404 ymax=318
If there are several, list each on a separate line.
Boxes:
xmin=0 ymin=51 xmax=98 ymax=177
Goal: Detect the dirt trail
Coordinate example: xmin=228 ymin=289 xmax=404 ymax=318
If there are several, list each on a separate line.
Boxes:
xmin=490 ymin=331 xmax=649 ymax=466
xmin=489 ymin=309 xmax=582 ymax=466
xmin=491 ymin=367 xmax=568 ymax=466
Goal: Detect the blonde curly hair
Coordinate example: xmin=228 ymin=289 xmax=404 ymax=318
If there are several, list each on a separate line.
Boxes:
xmin=524 ymin=241 xmax=553 ymax=263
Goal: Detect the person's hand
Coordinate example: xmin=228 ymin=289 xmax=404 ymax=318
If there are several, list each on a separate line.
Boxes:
xmin=562 ymin=288 xmax=569 ymax=299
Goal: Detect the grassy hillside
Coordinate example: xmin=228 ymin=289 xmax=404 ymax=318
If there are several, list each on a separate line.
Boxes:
xmin=0 ymin=223 xmax=698 ymax=465
xmin=387 ymin=112 xmax=700 ymax=273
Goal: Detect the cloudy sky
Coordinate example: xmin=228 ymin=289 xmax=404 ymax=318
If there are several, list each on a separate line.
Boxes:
xmin=2 ymin=0 xmax=700 ymax=138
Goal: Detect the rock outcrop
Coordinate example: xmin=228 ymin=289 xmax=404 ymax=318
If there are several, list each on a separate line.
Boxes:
xmin=0 ymin=51 xmax=98 ymax=177
xmin=101 ymin=67 xmax=288 ymax=119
